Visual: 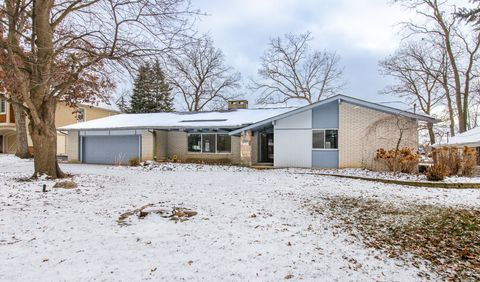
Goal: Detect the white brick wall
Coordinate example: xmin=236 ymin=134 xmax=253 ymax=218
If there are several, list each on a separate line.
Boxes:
xmin=339 ymin=102 xmax=418 ymax=169
xmin=66 ymin=131 xmax=79 ymax=162
xmin=141 ymin=130 xmax=154 ymax=161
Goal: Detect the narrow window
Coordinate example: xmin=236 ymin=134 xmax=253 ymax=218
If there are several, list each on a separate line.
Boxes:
xmin=216 ymin=134 xmax=231 ymax=153
xmin=202 ymin=134 xmax=216 ymax=153
xmin=0 ymin=99 xmax=5 ymax=114
xmin=187 ymin=134 xmax=202 ymax=152
xmin=312 ymin=130 xmax=325 ymax=149
xmin=325 ymin=130 xmax=338 ymax=149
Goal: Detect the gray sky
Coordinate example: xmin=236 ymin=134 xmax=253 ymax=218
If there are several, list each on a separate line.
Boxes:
xmin=192 ymin=0 xmax=415 ymax=108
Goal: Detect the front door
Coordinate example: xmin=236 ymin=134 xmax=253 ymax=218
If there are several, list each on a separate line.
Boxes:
xmin=259 ymin=132 xmax=274 ymax=163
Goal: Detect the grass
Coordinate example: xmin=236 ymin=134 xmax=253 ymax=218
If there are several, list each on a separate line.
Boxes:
xmin=322 ymin=197 xmax=480 ymax=281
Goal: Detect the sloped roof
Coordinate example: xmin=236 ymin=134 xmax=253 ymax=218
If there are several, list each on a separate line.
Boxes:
xmin=229 ymin=94 xmax=439 ymax=136
xmin=437 ymin=127 xmax=480 ymax=147
xmin=59 ymin=108 xmax=294 ymax=131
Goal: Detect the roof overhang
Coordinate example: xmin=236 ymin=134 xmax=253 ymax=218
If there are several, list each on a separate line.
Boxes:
xmin=229 ymin=94 xmax=440 ymax=136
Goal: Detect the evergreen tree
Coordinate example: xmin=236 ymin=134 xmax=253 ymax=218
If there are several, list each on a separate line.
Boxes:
xmin=129 ymin=61 xmax=174 ymax=113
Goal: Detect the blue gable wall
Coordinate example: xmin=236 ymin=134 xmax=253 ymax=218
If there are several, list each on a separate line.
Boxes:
xmin=312 ymin=150 xmax=339 ymax=168
xmin=312 ymin=100 xmax=339 ymax=129
xmin=311 ymin=100 xmax=339 ymax=168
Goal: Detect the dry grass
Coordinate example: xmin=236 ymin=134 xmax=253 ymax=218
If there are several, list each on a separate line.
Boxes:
xmin=323 ymin=197 xmax=480 ymax=281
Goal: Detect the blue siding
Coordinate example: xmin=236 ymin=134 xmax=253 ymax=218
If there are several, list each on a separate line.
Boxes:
xmin=312 ymin=150 xmax=339 ymax=168
xmin=312 ymin=101 xmax=339 ymax=129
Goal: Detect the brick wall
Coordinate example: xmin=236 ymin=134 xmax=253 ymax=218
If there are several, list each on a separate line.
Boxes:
xmin=154 ymin=130 xmax=168 ymax=160
xmin=339 ymin=102 xmax=418 ymax=170
xmin=141 ymin=131 xmax=154 ymax=161
xmin=67 ymin=131 xmax=79 ymax=162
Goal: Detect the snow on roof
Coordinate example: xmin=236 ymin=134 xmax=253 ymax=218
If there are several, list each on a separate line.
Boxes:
xmin=59 ymin=108 xmax=294 ymax=131
xmin=437 ymin=126 xmax=480 ymax=147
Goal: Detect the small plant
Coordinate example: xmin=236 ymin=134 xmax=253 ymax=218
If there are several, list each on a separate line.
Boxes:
xmin=374 ymin=147 xmax=419 ymax=174
xmin=461 ymin=146 xmax=477 ymax=176
xmin=172 ymin=155 xmax=178 ymax=163
xmin=128 ymin=157 xmax=140 ymax=166
xmin=426 ymin=164 xmax=446 ymax=181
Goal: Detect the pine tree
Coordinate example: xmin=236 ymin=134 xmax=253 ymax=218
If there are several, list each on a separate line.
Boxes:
xmin=129 ymin=61 xmax=174 ymax=113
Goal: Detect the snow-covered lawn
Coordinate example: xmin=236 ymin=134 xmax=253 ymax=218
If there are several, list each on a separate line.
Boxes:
xmin=296 ymin=167 xmax=480 ymax=183
xmin=1 ymin=155 xmax=479 ymax=281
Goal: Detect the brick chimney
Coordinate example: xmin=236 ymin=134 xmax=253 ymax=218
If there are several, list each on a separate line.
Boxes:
xmin=228 ymin=100 xmax=249 ymax=110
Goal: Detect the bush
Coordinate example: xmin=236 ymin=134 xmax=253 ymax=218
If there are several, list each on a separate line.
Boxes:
xmin=461 ymin=146 xmax=477 ymax=176
xmin=184 ymin=157 xmax=232 ymax=165
xmin=429 ymin=146 xmax=478 ymax=179
xmin=426 ymin=164 xmax=446 ymax=181
xmin=374 ymin=147 xmax=419 ymax=174
xmin=128 ymin=157 xmax=140 ymax=166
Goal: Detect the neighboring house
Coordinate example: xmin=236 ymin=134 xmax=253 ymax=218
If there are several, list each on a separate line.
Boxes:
xmin=0 ymin=99 xmax=119 ymax=155
xmin=60 ymin=95 xmax=437 ymax=169
xmin=436 ymin=127 xmax=480 ymax=165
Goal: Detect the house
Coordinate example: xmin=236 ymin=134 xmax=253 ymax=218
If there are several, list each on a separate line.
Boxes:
xmin=436 ymin=127 xmax=480 ymax=165
xmin=0 ymin=99 xmax=119 ymax=155
xmin=59 ymin=95 xmax=437 ymax=169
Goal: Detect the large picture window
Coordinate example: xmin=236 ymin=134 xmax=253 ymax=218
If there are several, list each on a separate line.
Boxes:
xmin=187 ymin=133 xmax=232 ymax=153
xmin=312 ymin=129 xmax=338 ymax=149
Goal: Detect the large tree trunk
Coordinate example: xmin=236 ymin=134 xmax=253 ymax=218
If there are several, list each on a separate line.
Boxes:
xmin=28 ymin=98 xmax=65 ymax=178
xmin=12 ymin=103 xmax=32 ymax=159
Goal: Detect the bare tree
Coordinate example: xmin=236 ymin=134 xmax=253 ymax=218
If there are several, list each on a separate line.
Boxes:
xmin=167 ymin=37 xmax=241 ymax=112
xmin=252 ymin=32 xmax=344 ymax=105
xmin=0 ymin=0 xmax=198 ymax=178
xmin=396 ymin=0 xmax=480 ymax=133
xmin=380 ymin=41 xmax=445 ymax=144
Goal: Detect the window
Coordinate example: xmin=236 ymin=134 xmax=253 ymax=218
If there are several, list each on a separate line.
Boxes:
xmin=188 ymin=134 xmax=202 ymax=152
xmin=313 ymin=129 xmax=338 ymax=149
xmin=0 ymin=99 xmax=5 ymax=114
xmin=187 ymin=133 xmax=232 ymax=153
xmin=201 ymin=134 xmax=216 ymax=153
xmin=217 ymin=134 xmax=231 ymax=153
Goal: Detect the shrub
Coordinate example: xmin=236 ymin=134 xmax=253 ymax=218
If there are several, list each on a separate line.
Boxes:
xmin=172 ymin=155 xmax=178 ymax=163
xmin=426 ymin=164 xmax=446 ymax=181
xmin=374 ymin=147 xmax=419 ymax=174
xmin=128 ymin=157 xmax=140 ymax=166
xmin=461 ymin=146 xmax=477 ymax=176
xmin=184 ymin=157 xmax=232 ymax=165
xmin=429 ymin=146 xmax=478 ymax=179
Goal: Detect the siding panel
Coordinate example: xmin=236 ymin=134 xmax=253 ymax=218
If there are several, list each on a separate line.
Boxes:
xmin=275 ymin=110 xmax=312 ymax=129
xmin=312 ymin=150 xmax=339 ymax=168
xmin=274 ymin=129 xmax=312 ymax=167
xmin=312 ymin=101 xmax=339 ymax=129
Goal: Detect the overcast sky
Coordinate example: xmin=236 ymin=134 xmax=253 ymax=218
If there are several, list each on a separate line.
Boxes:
xmin=190 ymin=0 xmax=418 ymax=108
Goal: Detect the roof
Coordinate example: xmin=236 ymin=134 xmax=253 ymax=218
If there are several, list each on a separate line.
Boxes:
xmin=79 ymin=101 xmax=121 ymax=113
xmin=59 ymin=108 xmax=294 ymax=131
xmin=229 ymin=94 xmax=439 ymax=136
xmin=435 ymin=127 xmax=480 ymax=147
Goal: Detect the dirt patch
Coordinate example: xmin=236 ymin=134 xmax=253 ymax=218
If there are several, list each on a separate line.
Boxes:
xmin=53 ymin=181 xmax=78 ymax=189
xmin=321 ymin=197 xmax=480 ymax=281
xmin=118 ymin=203 xmax=197 ymax=225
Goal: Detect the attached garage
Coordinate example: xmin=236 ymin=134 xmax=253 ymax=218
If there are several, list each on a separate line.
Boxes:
xmin=81 ymin=135 xmax=140 ymax=165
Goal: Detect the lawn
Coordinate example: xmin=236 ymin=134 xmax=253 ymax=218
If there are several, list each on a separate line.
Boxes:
xmin=0 ymin=155 xmax=479 ymax=281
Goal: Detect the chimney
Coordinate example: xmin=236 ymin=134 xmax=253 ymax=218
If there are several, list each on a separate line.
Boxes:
xmin=228 ymin=100 xmax=248 ymax=110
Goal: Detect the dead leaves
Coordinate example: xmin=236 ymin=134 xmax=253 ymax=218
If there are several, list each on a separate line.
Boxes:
xmin=117 ymin=203 xmax=197 ymax=226
xmin=322 ymin=196 xmax=480 ymax=281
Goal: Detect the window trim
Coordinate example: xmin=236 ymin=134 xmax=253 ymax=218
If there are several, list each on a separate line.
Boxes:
xmin=312 ymin=128 xmax=339 ymax=151
xmin=187 ymin=132 xmax=232 ymax=154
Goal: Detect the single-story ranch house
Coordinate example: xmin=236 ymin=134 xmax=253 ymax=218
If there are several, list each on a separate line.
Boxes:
xmin=59 ymin=95 xmax=437 ymax=169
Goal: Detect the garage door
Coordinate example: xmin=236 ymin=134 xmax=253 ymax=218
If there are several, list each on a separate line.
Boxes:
xmin=82 ymin=135 xmax=140 ymax=165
